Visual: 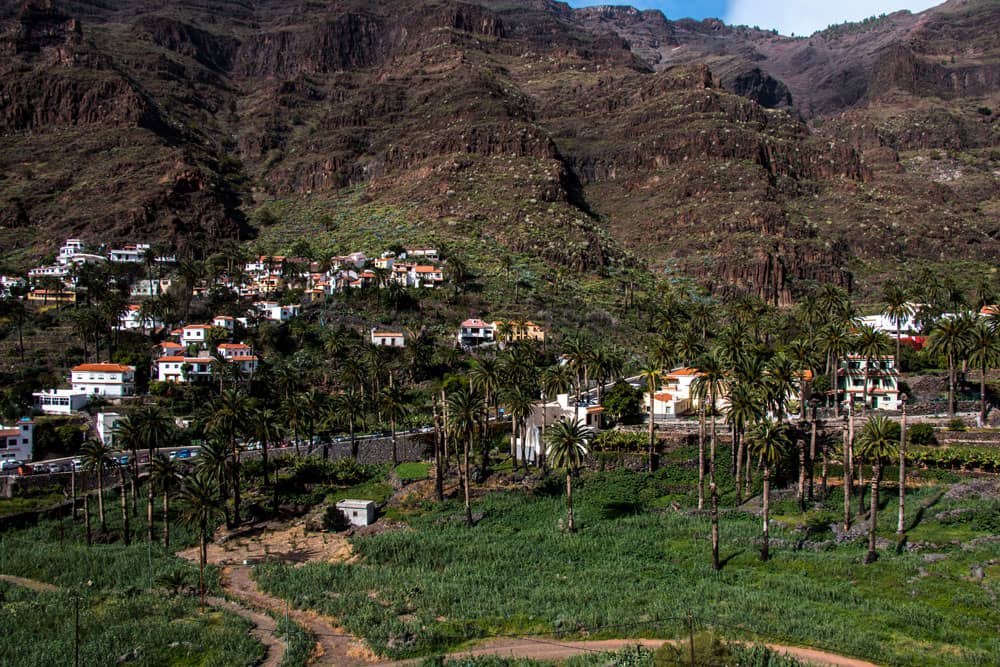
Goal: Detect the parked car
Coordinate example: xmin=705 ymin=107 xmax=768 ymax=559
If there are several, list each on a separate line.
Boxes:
xmin=0 ymin=459 xmax=23 ymax=473
xmin=171 ymin=448 xmax=192 ymax=460
xmin=71 ymin=458 xmax=83 ymax=472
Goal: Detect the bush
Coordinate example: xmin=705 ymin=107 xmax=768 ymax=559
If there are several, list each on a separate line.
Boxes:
xmin=593 ymin=431 xmax=647 ymax=453
xmin=654 ymin=633 xmax=806 ymax=666
xmin=322 ymin=505 xmax=351 ymax=532
xmin=947 ymin=418 xmax=967 ymax=432
xmin=908 ymin=422 xmax=937 ymax=445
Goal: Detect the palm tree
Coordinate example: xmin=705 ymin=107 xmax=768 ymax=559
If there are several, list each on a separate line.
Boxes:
xmin=330 ymin=390 xmax=366 ymax=459
xmin=854 ymin=325 xmax=892 ymax=414
xmin=928 ymin=315 xmax=974 ymax=417
xmin=149 ymin=455 xmax=180 ymax=548
xmin=764 ymin=353 xmax=796 ymax=423
xmin=692 ymin=350 xmax=729 ymax=571
xmin=208 ymin=389 xmax=250 ymax=525
xmin=820 ymin=322 xmax=852 ymax=416
xmin=562 ymin=334 xmax=590 ymax=423
xmin=539 ymin=364 xmax=574 ymax=472
xmin=638 ymin=363 xmax=661 ymax=473
xmin=883 ymin=282 xmax=914 ymax=366
xmin=448 ymin=385 xmax=481 ymax=527
xmin=965 ymin=322 xmax=1000 ymax=425
xmin=80 ymin=439 xmax=113 ymax=533
xmin=197 ymin=438 xmax=232 ymax=528
xmin=248 ymin=406 xmax=282 ymax=513
xmin=503 ymin=386 xmax=535 ymax=471
xmin=545 ymin=418 xmax=593 ymax=533
xmin=134 ymin=404 xmax=174 ymax=543
xmin=177 ymin=470 xmax=223 ymax=613
xmin=379 ymin=382 xmax=410 ymax=465
xmin=469 ymin=357 xmax=501 ymax=469
xmin=726 ymin=382 xmax=764 ymax=505
xmin=0 ymin=296 xmax=27 ymax=361
xmin=747 ymin=420 xmax=790 ymax=562
xmin=116 ymin=459 xmax=130 ymax=545
xmin=856 ymin=415 xmax=900 ymax=564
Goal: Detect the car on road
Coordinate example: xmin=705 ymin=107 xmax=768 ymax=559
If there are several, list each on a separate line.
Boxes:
xmin=0 ymin=460 xmax=23 ymax=473
xmin=71 ymin=458 xmax=83 ymax=471
xmin=169 ymin=448 xmax=192 ymax=460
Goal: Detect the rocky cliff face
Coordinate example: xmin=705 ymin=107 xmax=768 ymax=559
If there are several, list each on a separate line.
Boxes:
xmin=0 ymin=0 xmax=997 ymax=301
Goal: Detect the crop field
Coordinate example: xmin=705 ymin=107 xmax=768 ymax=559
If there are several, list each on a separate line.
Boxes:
xmin=253 ymin=445 xmax=1000 ymax=666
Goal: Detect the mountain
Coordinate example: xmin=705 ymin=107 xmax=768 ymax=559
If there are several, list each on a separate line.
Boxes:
xmin=0 ymin=0 xmax=997 ymax=303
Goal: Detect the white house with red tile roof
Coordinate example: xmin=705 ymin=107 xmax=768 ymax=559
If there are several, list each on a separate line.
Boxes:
xmin=217 ymin=343 xmax=253 ymax=360
xmin=516 ymin=393 xmax=604 ymax=463
xmin=411 ymin=265 xmax=443 ymax=287
xmin=370 ymin=329 xmax=405 ymax=348
xmin=253 ymin=301 xmax=300 ymax=322
xmin=156 ymin=355 xmax=213 ymax=383
xmin=181 ymin=324 xmax=214 ymax=346
xmin=70 ymin=363 xmax=136 ymax=397
xmin=645 ymin=367 xmax=703 ymax=419
xmin=212 ymin=315 xmax=236 ymax=331
xmin=0 ymin=418 xmax=34 ymax=464
xmin=458 ymin=318 xmax=495 ymax=347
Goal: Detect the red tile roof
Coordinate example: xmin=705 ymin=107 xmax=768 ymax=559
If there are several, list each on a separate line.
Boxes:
xmin=72 ymin=363 xmax=133 ymax=373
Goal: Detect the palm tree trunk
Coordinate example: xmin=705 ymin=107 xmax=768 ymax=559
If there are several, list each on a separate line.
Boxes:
xmin=697 ymin=407 xmax=705 ymax=511
xmin=761 ymin=464 xmax=771 ymax=562
xmin=821 ymin=439 xmax=829 ymax=501
xmin=898 ymin=402 xmax=907 ymax=535
xmin=463 ymin=438 xmax=473 ymax=527
xmin=980 ymin=362 xmax=987 ymax=425
xmin=948 ymin=354 xmax=956 ymax=418
xmin=566 ymin=471 xmax=575 ymax=533
xmin=199 ymin=531 xmax=206 ymax=614
xmin=232 ymin=438 xmax=242 ymax=526
xmin=162 ymin=492 xmax=170 ymax=548
xmin=520 ymin=418 xmax=529 ymax=472
xmin=735 ymin=429 xmax=744 ymax=505
xmin=648 ymin=397 xmax=655 ymax=473
xmin=118 ymin=466 xmax=130 ymax=545
xmin=844 ymin=411 xmax=854 ymax=531
xmin=71 ymin=469 xmax=78 ymax=520
xmin=797 ymin=438 xmax=806 ymax=513
xmin=391 ymin=418 xmax=398 ymax=466
xmin=97 ymin=468 xmax=106 ymax=533
xmin=808 ymin=412 xmax=818 ymax=501
xmin=433 ymin=399 xmax=444 ymax=502
xmin=865 ymin=462 xmax=882 ymax=564
xmin=84 ymin=492 xmax=92 ymax=546
xmin=147 ymin=478 xmax=155 ymax=544
xmin=709 ymin=402 xmax=720 ymax=571
xmin=830 ymin=355 xmax=839 ymax=418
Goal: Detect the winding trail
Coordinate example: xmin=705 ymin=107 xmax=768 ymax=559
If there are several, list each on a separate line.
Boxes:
xmin=0 ymin=574 xmax=59 ymax=592
xmin=206 ymin=594 xmax=286 ymax=667
xmin=220 ymin=565 xmax=375 ymax=666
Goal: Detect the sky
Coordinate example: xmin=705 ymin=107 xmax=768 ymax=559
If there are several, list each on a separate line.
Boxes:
xmin=566 ymin=0 xmax=942 ymax=36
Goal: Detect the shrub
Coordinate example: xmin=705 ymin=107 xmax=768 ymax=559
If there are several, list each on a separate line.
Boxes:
xmin=322 ymin=505 xmax=351 ymax=532
xmin=947 ymin=418 xmax=967 ymax=432
xmin=908 ymin=422 xmax=937 ymax=445
xmin=593 ymin=431 xmax=646 ymax=453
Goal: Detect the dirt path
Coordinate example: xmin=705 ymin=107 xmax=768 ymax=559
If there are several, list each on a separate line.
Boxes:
xmin=375 ymin=637 xmax=881 ymax=667
xmin=221 ymin=565 xmax=376 ymax=666
xmin=0 ymin=574 xmax=60 ymax=592
xmin=207 ymin=595 xmax=287 ymax=667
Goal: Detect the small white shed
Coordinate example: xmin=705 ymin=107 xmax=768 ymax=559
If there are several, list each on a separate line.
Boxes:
xmin=336 ymin=499 xmax=377 ymax=526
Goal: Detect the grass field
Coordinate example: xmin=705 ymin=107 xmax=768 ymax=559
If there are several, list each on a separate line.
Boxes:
xmin=253 ymin=445 xmax=1000 ymax=666
xmin=0 ymin=501 xmax=266 ymax=666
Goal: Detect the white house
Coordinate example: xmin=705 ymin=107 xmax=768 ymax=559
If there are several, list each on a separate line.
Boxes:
xmin=837 ymin=355 xmax=901 ymax=411
xmin=33 ymin=389 xmax=90 ymax=415
xmin=645 ymin=368 xmax=703 ymax=420
xmin=515 ymin=393 xmax=604 ymax=463
xmin=458 ymin=318 xmax=494 ymax=347
xmin=130 ymin=278 xmax=172 ymax=297
xmin=0 ymin=418 xmax=34 ymax=464
xmin=70 ymin=363 xmax=136 ymax=397
xmin=216 ymin=343 xmax=253 ymax=360
xmin=96 ymin=412 xmax=122 ymax=446
xmin=0 ymin=275 xmax=24 ymax=296
xmin=57 ymin=239 xmax=85 ymax=264
xmin=108 ymin=243 xmax=150 ymax=263
xmin=370 ymin=329 xmax=405 ymax=347
xmin=119 ymin=304 xmax=162 ymax=331
xmin=253 ymin=301 xmax=300 ymax=322
xmin=156 ymin=356 xmax=213 ymax=383
xmin=411 ymin=265 xmax=444 ymax=287
xmin=180 ymin=324 xmax=214 ymax=346
xmin=212 ymin=315 xmax=236 ymax=331
xmin=405 ymin=247 xmax=439 ymax=261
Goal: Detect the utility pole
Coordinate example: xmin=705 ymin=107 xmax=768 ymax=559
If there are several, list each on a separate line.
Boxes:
xmin=74 ymin=594 xmax=80 ymax=667
xmin=687 ymin=611 xmax=696 ymax=667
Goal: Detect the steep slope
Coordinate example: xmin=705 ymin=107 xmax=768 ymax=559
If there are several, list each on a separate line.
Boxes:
xmin=0 ymin=0 xmax=997 ymax=304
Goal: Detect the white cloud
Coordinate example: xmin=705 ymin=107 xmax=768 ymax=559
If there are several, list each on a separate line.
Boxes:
xmin=725 ymin=0 xmax=941 ymax=36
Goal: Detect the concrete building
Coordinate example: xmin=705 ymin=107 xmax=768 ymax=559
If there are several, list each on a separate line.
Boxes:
xmin=33 ymin=389 xmax=89 ymax=415
xmin=515 ymin=393 xmax=604 ymax=464
xmin=458 ymin=318 xmax=494 ymax=347
xmin=70 ymin=363 xmax=136 ymax=398
xmin=336 ymin=499 xmax=377 ymax=526
xmin=0 ymin=418 xmax=34 ymax=464
xmin=96 ymin=412 xmax=122 ymax=446
xmin=370 ymin=329 xmax=405 ymax=347
xmin=838 ymin=355 xmax=901 ymax=411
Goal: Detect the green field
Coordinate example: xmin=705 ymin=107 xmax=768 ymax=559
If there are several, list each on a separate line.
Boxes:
xmin=252 ymin=446 xmax=1000 ymax=666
